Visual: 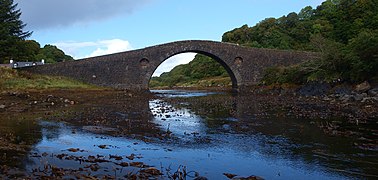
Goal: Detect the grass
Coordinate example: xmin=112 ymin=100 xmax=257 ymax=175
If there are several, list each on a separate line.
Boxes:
xmin=0 ymin=67 xmax=101 ymax=90
xmin=180 ymin=76 xmax=232 ymax=87
xmin=150 ymin=76 xmax=232 ymax=89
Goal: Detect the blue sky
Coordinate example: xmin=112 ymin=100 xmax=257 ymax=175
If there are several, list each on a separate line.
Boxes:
xmin=15 ymin=0 xmax=325 ymax=76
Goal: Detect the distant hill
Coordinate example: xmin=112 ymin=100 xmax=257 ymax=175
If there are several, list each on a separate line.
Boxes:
xmin=151 ymin=0 xmax=378 ymax=88
xmin=150 ymin=54 xmax=231 ymax=88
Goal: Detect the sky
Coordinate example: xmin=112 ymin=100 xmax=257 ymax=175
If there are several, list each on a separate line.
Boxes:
xmin=15 ymin=0 xmax=325 ymax=76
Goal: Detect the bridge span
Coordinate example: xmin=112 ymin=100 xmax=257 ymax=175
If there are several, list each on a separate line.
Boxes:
xmin=24 ymin=40 xmax=319 ymax=91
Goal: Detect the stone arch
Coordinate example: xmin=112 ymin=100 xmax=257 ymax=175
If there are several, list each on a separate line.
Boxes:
xmin=146 ymin=49 xmax=240 ymax=90
xmin=24 ymin=40 xmax=319 ymax=91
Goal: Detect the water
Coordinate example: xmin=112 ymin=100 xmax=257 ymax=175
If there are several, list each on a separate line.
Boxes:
xmin=150 ymin=89 xmax=220 ymax=98
xmin=2 ymin=90 xmax=377 ymax=179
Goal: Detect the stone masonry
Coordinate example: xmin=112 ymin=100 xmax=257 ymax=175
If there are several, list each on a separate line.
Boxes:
xmin=23 ymin=40 xmax=319 ymax=91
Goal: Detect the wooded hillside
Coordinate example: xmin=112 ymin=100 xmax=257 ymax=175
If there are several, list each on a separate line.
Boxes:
xmin=152 ymin=0 xmax=378 ymax=88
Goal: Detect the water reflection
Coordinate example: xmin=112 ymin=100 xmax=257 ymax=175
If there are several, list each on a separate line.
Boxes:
xmin=1 ymin=90 xmax=376 ymax=179
xmin=26 ymin=120 xmax=345 ymax=179
xmin=149 ymin=90 xmax=377 ymax=179
xmin=0 ymin=114 xmax=42 ymax=167
xmin=150 ymin=99 xmax=208 ymax=141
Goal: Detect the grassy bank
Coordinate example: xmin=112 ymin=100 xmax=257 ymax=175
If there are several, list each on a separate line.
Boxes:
xmin=0 ymin=67 xmax=101 ymax=90
xmin=150 ymin=76 xmax=232 ymax=89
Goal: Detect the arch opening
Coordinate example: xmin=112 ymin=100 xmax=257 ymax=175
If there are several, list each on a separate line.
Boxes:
xmin=148 ymin=51 xmax=238 ymax=90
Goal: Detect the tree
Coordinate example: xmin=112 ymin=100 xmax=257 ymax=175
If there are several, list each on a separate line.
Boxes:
xmin=38 ymin=45 xmax=74 ymax=63
xmin=0 ymin=0 xmax=32 ymax=63
xmin=14 ymin=40 xmax=40 ymax=61
xmin=347 ymin=29 xmax=378 ymax=82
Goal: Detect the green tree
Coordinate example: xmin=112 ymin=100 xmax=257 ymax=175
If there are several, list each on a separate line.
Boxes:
xmin=347 ymin=29 xmax=378 ymax=82
xmin=37 ymin=44 xmax=74 ymax=63
xmin=14 ymin=40 xmax=41 ymax=61
xmin=0 ymin=0 xmax=32 ymax=63
xmin=150 ymin=54 xmax=230 ymax=87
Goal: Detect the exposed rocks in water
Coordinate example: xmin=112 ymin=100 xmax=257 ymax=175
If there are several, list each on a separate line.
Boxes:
xmin=297 ymin=82 xmax=331 ymax=96
xmin=0 ymin=87 xmax=376 ymax=178
xmin=296 ymin=82 xmax=378 ymax=104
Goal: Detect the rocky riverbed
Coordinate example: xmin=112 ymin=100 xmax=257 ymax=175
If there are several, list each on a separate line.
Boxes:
xmin=0 ymin=84 xmax=377 ymax=179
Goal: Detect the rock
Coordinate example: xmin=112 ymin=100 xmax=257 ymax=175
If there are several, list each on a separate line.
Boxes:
xmin=232 ymin=175 xmax=264 ymax=180
xmin=126 ymin=154 xmax=135 ymax=160
xmin=46 ymin=95 xmax=54 ymax=102
xmin=68 ymin=148 xmax=80 ymax=152
xmin=129 ymin=162 xmax=144 ymax=167
xmin=355 ymin=81 xmax=371 ymax=92
xmin=368 ymin=88 xmax=378 ymax=96
xmin=0 ymin=105 xmax=5 ymax=109
xmin=353 ymin=94 xmax=364 ymax=101
xmin=223 ymin=173 xmax=237 ymax=179
xmin=339 ymin=95 xmax=353 ymax=102
xmin=361 ymin=97 xmax=377 ymax=103
xmin=297 ymin=83 xmax=331 ymax=96
xmin=332 ymin=85 xmax=352 ymax=95
xmin=98 ymin=145 xmax=107 ymax=149
xmin=140 ymin=167 xmax=162 ymax=175
xmin=117 ymin=162 xmax=129 ymax=167
xmin=194 ymin=176 xmax=208 ymax=180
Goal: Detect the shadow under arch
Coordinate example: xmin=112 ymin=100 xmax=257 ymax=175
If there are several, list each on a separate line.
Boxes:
xmin=148 ymin=50 xmax=239 ymax=90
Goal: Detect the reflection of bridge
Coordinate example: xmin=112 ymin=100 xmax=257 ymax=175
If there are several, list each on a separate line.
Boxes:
xmin=24 ymin=40 xmax=319 ymax=91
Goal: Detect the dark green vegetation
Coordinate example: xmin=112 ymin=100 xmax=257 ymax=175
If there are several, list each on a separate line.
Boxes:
xmin=150 ymin=54 xmax=231 ymax=88
xmin=0 ymin=0 xmax=73 ymax=64
xmin=152 ymin=0 xmax=377 ymax=87
xmin=0 ymin=67 xmax=98 ymax=90
xmin=226 ymin=0 xmax=378 ymax=84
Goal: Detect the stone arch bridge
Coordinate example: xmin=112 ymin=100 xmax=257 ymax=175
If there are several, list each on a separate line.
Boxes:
xmin=24 ymin=40 xmax=319 ymax=91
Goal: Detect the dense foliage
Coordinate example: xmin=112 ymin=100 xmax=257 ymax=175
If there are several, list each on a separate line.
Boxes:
xmin=152 ymin=0 xmax=377 ymax=88
xmin=0 ymin=0 xmax=73 ymax=64
xmin=223 ymin=0 xmax=378 ymax=84
xmin=150 ymin=54 xmax=231 ymax=88
xmin=37 ymin=44 xmax=74 ymax=63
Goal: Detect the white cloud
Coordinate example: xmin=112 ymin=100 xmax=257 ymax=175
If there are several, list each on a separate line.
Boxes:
xmin=53 ymin=39 xmax=132 ymax=59
xmin=88 ymin=39 xmax=132 ymax=57
xmin=153 ymin=53 xmax=196 ymax=77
